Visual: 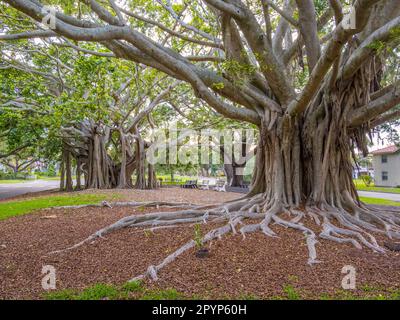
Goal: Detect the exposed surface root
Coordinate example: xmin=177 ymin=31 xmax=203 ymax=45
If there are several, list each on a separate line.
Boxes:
xmin=46 ymin=200 xmax=199 ymax=211
xmin=49 ymin=194 xmax=400 ymax=281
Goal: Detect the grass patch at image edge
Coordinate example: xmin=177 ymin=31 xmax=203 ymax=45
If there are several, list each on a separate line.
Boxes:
xmin=44 ymin=281 xmax=185 ymax=300
xmin=0 ymin=193 xmax=122 ymax=220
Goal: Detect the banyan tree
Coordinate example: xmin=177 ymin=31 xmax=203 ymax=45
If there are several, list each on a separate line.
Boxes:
xmin=2 ymin=0 xmax=400 ymax=279
xmin=59 ymin=82 xmax=178 ymax=190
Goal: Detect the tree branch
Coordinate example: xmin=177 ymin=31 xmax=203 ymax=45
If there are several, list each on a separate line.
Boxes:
xmin=295 ymin=0 xmax=321 ymax=72
xmin=349 ymin=86 xmax=400 ymax=127
xmin=0 ymin=144 xmax=29 ymax=159
xmin=0 ymin=29 xmax=57 ymax=40
xmin=371 ymin=109 xmax=400 ymax=127
xmin=286 ymin=0 xmax=381 ymax=116
xmin=265 ymin=0 xmax=298 ymax=28
xmin=341 ymin=15 xmax=400 ymax=80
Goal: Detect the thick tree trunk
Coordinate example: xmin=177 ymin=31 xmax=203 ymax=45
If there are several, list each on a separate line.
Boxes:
xmin=65 ymin=149 xmax=73 ymax=192
xmin=135 ymin=136 xmax=146 ymax=189
xmin=249 ymin=116 xmax=356 ymax=209
xmin=224 ymin=163 xmax=245 ymax=187
xmin=118 ymin=130 xmax=129 ymax=188
xmin=250 ymin=57 xmax=380 ymax=208
xmin=147 ymin=163 xmax=157 ymax=189
xmin=249 ymin=116 xmax=302 ymax=206
xmin=59 ymin=157 xmax=65 ymax=191
xmin=88 ymin=127 xmax=111 ymax=189
xmin=76 ymin=157 xmax=82 ymax=191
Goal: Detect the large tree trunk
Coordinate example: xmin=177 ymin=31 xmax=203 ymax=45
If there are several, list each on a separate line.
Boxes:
xmin=65 ymin=148 xmax=73 ymax=192
xmin=134 ymin=135 xmax=146 ymax=189
xmin=117 ymin=130 xmax=130 ymax=189
xmin=250 ymin=52 xmax=382 ymax=208
xmin=249 ymin=116 xmax=302 ymax=206
xmin=147 ymin=163 xmax=157 ymax=189
xmin=221 ymin=135 xmax=249 ymax=187
xmin=76 ymin=157 xmax=82 ymax=191
xmin=59 ymin=156 xmax=65 ymax=191
xmin=224 ymin=163 xmax=245 ymax=187
xmin=249 ymin=116 xmax=355 ymax=208
xmin=87 ymin=126 xmax=111 ymax=189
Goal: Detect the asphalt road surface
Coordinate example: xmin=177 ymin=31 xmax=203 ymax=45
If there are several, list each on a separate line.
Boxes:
xmin=0 ymin=180 xmax=60 ymax=200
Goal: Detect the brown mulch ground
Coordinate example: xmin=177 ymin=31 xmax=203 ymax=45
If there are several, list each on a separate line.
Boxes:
xmin=1 ymin=188 xmax=400 ymax=299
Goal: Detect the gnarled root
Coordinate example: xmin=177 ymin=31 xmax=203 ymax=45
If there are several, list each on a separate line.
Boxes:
xmin=46 ymin=200 xmax=199 ymax=211
xmin=49 ymin=194 xmax=400 ymax=281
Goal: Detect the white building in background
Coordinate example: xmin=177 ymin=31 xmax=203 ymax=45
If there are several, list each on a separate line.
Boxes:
xmin=371 ymin=145 xmax=400 ymax=187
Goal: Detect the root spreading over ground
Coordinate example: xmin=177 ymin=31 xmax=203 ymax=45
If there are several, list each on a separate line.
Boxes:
xmin=49 ymin=193 xmax=400 ymax=283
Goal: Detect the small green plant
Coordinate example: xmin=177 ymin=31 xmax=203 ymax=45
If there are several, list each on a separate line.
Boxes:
xmin=194 ymin=223 xmax=203 ymax=249
xmin=283 ymin=284 xmax=301 ymax=300
xmin=144 ymin=229 xmax=152 ymax=237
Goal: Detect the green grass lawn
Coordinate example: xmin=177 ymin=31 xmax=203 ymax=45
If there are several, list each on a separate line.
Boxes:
xmin=0 ymin=193 xmax=122 ymax=221
xmin=354 ymin=179 xmax=400 ymax=194
xmin=156 ymin=174 xmax=198 ymax=186
xmin=44 ymin=280 xmax=400 ymax=300
xmin=45 ymin=281 xmax=186 ymax=300
xmin=0 ymin=179 xmax=32 ymax=184
xmin=39 ymin=176 xmax=61 ymax=181
xmin=359 ymin=196 xmax=400 ymax=206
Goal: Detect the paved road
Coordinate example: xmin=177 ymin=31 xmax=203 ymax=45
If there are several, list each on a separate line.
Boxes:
xmin=357 ymin=190 xmax=400 ymax=202
xmin=0 ymin=180 xmax=60 ymax=200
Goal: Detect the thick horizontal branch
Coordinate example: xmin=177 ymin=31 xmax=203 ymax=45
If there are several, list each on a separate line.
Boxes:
xmin=371 ymin=109 xmax=400 ymax=127
xmin=371 ymin=81 xmax=400 ymax=100
xmin=0 ymin=29 xmax=57 ymax=40
xmin=0 ymin=144 xmax=29 ymax=159
xmin=349 ymin=87 xmax=400 ymax=127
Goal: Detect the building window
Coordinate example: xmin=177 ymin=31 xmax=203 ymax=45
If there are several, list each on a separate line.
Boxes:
xmin=382 ymin=171 xmax=388 ymax=181
xmin=382 ymin=155 xmax=388 ymax=163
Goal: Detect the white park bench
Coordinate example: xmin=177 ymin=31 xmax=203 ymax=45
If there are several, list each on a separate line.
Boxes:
xmin=214 ymin=179 xmax=227 ymax=192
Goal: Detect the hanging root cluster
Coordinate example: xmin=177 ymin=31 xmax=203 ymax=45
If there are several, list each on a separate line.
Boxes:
xmin=49 ymin=192 xmax=400 ymax=283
